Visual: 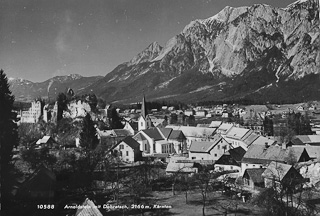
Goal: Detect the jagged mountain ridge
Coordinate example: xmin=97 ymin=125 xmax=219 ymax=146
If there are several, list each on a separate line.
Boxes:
xmin=80 ymin=0 xmax=319 ymax=104
xmin=9 ymin=74 xmax=102 ymax=102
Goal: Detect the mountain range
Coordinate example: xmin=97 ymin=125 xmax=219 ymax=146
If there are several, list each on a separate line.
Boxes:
xmin=9 ymin=0 xmax=320 ymax=104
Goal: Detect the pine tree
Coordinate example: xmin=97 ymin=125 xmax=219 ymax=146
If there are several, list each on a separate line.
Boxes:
xmin=0 ymin=69 xmax=19 ymax=211
xmin=80 ymin=113 xmax=99 ymax=150
xmin=0 ymin=69 xmax=18 ymax=172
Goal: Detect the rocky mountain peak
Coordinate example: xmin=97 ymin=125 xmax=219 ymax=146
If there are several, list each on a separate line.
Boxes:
xmin=128 ymin=41 xmax=163 ymax=66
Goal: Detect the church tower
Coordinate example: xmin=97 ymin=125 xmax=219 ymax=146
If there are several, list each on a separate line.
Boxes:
xmin=138 ymin=95 xmax=152 ymax=131
xmin=141 ymin=94 xmax=147 ymax=119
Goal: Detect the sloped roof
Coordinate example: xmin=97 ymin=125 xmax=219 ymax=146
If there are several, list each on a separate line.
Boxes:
xmin=291 ymin=135 xmax=320 ymax=146
xmin=251 ymin=136 xmax=276 ymax=146
xmin=121 ymin=136 xmax=140 ymax=150
xmin=76 ymin=198 xmax=103 ymax=216
xmin=217 ymin=123 xmax=233 ymax=134
xmin=304 ymin=146 xmax=320 ymax=159
xmin=242 ymin=145 xmax=309 ymax=164
xmin=262 ymin=161 xmax=299 ymax=182
xmin=197 ymin=124 xmax=210 ymax=128
xmin=226 ymin=127 xmax=252 ymax=140
xmin=129 ymin=122 xmax=138 ymax=131
xmin=21 ymin=164 xmax=56 ymax=191
xmin=142 ymin=128 xmax=163 ymax=140
xmin=166 ymin=125 xmax=216 ymax=137
xmin=113 ymin=129 xmax=132 ymax=137
xmin=166 ymin=162 xmax=197 ymax=173
xmin=158 ymin=128 xmax=173 ymax=139
xmin=36 ymin=136 xmax=55 ymax=144
xmin=229 ymin=147 xmax=246 ymax=162
xmin=243 ymin=133 xmax=260 ymax=146
xmin=209 ymin=121 xmax=222 ymax=128
xmin=215 ymin=154 xmax=240 ymax=166
xmin=244 ymin=168 xmax=266 ymax=183
xmin=168 ymin=130 xmax=185 ymax=140
xmin=133 ymin=133 xmax=147 ymax=141
xmin=189 ymin=134 xmax=222 ymax=153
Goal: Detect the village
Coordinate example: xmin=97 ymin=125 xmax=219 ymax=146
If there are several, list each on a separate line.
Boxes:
xmin=8 ymin=89 xmax=320 ymax=216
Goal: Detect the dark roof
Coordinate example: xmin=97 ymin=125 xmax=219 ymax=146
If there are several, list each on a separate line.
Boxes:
xmin=159 ymin=128 xmax=173 ymax=139
xmin=129 ymin=122 xmax=138 ymax=131
xmin=229 ymin=147 xmax=246 ymax=163
xmin=215 ymin=154 xmax=240 ymax=166
xmin=168 ymin=130 xmax=186 ymax=140
xmin=142 ymin=128 xmax=163 ymax=141
xmin=244 ymin=168 xmax=266 ymax=183
xmin=121 ymin=136 xmax=140 ymax=150
xmin=243 ymin=133 xmax=260 ymax=146
xmin=113 ymin=129 xmax=132 ymax=137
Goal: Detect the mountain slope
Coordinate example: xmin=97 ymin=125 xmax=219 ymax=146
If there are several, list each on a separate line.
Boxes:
xmin=9 ymin=74 xmax=102 ymax=102
xmin=80 ymin=0 xmax=319 ymax=104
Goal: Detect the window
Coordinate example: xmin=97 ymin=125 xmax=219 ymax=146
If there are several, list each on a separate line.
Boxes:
xmin=214 ymin=154 xmax=217 ymax=157
xmin=246 ymin=164 xmax=248 ymax=166
xmin=126 ymin=151 xmax=129 ymax=156
xmin=120 ymin=145 xmax=124 ymax=149
xmin=230 ymin=166 xmax=233 ymax=170
xmin=141 ymin=122 xmax=143 ymax=126
xmin=217 ymin=145 xmax=220 ymax=150
xmin=253 ymin=165 xmax=255 ymax=167
xmin=145 ymin=143 xmax=147 ymax=150
xmin=120 ymin=151 xmax=122 ymax=156
xmin=192 ymin=157 xmax=196 ymax=160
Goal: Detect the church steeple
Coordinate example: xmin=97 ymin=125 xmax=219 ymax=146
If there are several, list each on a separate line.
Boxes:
xmin=141 ymin=94 xmax=147 ymax=119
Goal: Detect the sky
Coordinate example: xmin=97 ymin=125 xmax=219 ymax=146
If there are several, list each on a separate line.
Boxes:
xmin=1 ymin=0 xmax=297 ymax=82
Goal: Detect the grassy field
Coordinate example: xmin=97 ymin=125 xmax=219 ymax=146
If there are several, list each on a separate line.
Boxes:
xmin=103 ymin=189 xmax=265 ymax=216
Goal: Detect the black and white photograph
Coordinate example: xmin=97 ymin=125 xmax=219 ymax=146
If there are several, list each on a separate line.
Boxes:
xmin=1 ymin=0 xmax=320 ymax=215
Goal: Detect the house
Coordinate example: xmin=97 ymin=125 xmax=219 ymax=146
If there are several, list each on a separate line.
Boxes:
xmin=243 ymin=168 xmax=266 ymax=190
xmin=216 ymin=123 xmax=233 ymax=135
xmin=35 ymin=136 xmax=57 ymax=149
xmin=133 ymin=128 xmax=176 ymax=156
xmin=109 ymin=136 xmax=142 ymax=162
xmin=195 ymin=110 xmax=207 ymax=117
xmin=184 ymin=110 xmax=195 ymax=116
xmin=262 ymin=161 xmax=304 ymax=189
xmin=189 ymin=134 xmax=231 ymax=161
xmin=123 ymin=121 xmax=138 ymax=135
xmin=166 ymin=125 xmax=216 ymax=149
xmin=224 ymin=127 xmax=254 ymax=150
xmin=18 ymin=164 xmax=56 ymax=199
xmin=215 ymin=147 xmax=246 ymax=179
xmin=241 ymin=144 xmax=310 ymax=175
xmin=158 ymin=128 xmax=187 ymax=154
xmin=97 ymin=129 xmax=133 ymax=148
xmin=76 ymin=198 xmax=103 ymax=216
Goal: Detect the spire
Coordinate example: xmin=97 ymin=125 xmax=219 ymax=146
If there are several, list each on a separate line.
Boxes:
xmin=141 ymin=94 xmax=147 ymax=119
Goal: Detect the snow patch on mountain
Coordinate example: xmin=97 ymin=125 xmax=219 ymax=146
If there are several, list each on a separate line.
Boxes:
xmin=156 ymin=77 xmax=177 ymax=89
xmin=190 ymin=85 xmax=213 ymax=93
